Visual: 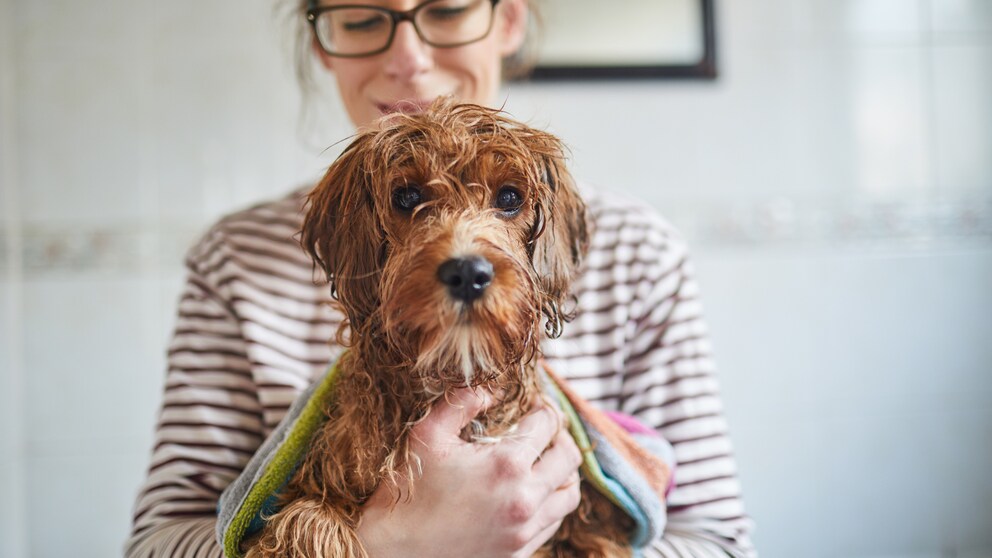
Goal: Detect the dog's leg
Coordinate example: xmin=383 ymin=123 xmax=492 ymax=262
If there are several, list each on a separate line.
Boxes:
xmin=245 ymin=497 xmax=365 ymax=558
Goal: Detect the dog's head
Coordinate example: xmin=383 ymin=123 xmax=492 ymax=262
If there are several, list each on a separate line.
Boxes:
xmin=302 ymin=100 xmax=588 ymax=389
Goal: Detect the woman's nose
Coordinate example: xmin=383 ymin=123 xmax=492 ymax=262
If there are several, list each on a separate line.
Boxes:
xmin=383 ymin=21 xmax=433 ymax=81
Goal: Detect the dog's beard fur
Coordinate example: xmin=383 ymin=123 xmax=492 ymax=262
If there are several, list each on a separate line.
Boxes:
xmin=377 ymin=210 xmax=542 ymax=395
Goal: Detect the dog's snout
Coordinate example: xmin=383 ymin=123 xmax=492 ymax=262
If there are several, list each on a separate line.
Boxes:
xmin=437 ymin=256 xmax=494 ymax=303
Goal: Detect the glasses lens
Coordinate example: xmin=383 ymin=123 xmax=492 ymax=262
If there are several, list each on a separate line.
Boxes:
xmin=314 ymin=7 xmax=393 ymax=56
xmin=414 ymin=0 xmax=494 ymax=47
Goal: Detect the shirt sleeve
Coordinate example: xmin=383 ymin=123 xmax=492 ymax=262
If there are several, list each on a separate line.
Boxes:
xmin=619 ymin=220 xmax=756 ymax=557
xmin=125 ymin=230 xmax=265 ymax=558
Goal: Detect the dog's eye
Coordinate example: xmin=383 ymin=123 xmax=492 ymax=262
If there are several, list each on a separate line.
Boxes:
xmin=392 ymin=186 xmax=423 ymax=212
xmin=495 ymin=186 xmax=524 ymax=215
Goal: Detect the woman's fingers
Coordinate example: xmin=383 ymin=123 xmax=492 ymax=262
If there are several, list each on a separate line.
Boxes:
xmin=415 ymin=387 xmax=494 ymax=446
xmin=513 ymin=403 xmax=564 ymax=457
xmin=515 ymin=519 xmax=565 ymax=558
xmin=532 ymin=428 xmax=583 ymax=490
xmin=513 ymin=481 xmax=582 ymax=558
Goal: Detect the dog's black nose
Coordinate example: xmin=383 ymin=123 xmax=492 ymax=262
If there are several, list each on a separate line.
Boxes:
xmin=437 ymin=256 xmax=494 ymax=303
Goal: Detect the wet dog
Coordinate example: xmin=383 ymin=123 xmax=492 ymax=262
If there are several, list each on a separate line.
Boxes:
xmin=246 ymin=101 xmax=632 ymax=557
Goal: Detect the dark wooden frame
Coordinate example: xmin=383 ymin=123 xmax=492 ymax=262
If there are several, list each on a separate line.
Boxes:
xmin=525 ymin=0 xmax=717 ymax=81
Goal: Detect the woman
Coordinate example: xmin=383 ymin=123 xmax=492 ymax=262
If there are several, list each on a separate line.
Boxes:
xmin=126 ymin=0 xmax=755 ymax=556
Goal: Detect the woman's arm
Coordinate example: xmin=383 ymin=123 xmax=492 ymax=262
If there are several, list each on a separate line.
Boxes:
xmin=126 ymin=245 xmax=262 ymax=558
xmin=620 ymin=220 xmax=756 ymax=557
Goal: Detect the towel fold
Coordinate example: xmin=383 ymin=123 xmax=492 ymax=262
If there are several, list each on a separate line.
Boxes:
xmin=217 ymin=359 xmax=676 ymax=557
xmin=541 ymin=363 xmax=675 ymax=548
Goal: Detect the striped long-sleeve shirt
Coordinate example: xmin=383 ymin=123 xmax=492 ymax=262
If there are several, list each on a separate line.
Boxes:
xmin=125 ymin=186 xmax=755 ymax=557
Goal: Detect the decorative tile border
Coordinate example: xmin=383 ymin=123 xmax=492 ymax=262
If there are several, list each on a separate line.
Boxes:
xmin=1 ymin=196 xmax=990 ymax=275
xmin=679 ymin=196 xmax=992 ymax=249
xmin=3 ymin=224 xmax=202 ymax=276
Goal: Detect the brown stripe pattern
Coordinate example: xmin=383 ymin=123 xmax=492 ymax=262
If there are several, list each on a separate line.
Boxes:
xmin=125 ymin=187 xmax=755 ymax=557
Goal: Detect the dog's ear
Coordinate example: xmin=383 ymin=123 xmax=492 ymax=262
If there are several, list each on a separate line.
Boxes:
xmin=530 ymin=155 xmax=589 ymax=338
xmin=301 ymin=137 xmax=385 ymax=332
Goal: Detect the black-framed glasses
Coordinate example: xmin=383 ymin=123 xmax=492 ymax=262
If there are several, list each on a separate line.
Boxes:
xmin=307 ymin=0 xmax=501 ymax=58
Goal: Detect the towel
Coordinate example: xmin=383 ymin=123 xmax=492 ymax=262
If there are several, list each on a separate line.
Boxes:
xmin=217 ymin=359 xmax=676 ymax=557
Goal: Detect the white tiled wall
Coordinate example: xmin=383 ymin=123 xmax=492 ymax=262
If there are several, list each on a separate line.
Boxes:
xmin=0 ymin=280 xmax=28 ymax=558
xmin=1 ymin=0 xmax=990 ymax=556
xmin=700 ymin=247 xmax=992 ymax=556
xmin=2 ymin=0 xmax=28 ymax=555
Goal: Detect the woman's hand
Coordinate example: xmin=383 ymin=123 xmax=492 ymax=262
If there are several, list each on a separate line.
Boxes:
xmin=356 ymin=388 xmax=583 ymax=558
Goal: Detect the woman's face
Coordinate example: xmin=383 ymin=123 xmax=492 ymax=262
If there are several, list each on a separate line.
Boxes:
xmin=313 ymin=0 xmax=528 ymax=129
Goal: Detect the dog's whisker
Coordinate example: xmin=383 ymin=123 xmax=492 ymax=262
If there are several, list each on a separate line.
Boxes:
xmin=466 ymin=421 xmax=521 ymax=445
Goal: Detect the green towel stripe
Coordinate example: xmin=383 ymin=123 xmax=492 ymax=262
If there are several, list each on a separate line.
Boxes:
xmin=223 ymin=361 xmax=342 ymax=557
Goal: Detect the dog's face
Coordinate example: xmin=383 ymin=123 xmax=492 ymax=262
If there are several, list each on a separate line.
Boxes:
xmin=302 ymin=101 xmax=588 ymax=390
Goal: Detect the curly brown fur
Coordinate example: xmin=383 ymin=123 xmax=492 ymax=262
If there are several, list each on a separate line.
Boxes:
xmin=246 ymin=100 xmax=631 ymax=557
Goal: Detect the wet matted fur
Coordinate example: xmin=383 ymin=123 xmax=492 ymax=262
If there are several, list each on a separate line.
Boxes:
xmin=244 ymin=100 xmax=633 ymax=557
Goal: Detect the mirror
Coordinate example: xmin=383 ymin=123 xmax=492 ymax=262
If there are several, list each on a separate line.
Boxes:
xmin=527 ymin=0 xmax=717 ymax=80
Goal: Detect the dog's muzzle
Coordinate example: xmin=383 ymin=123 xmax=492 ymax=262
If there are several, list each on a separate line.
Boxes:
xmin=437 ymin=256 xmax=493 ymax=303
